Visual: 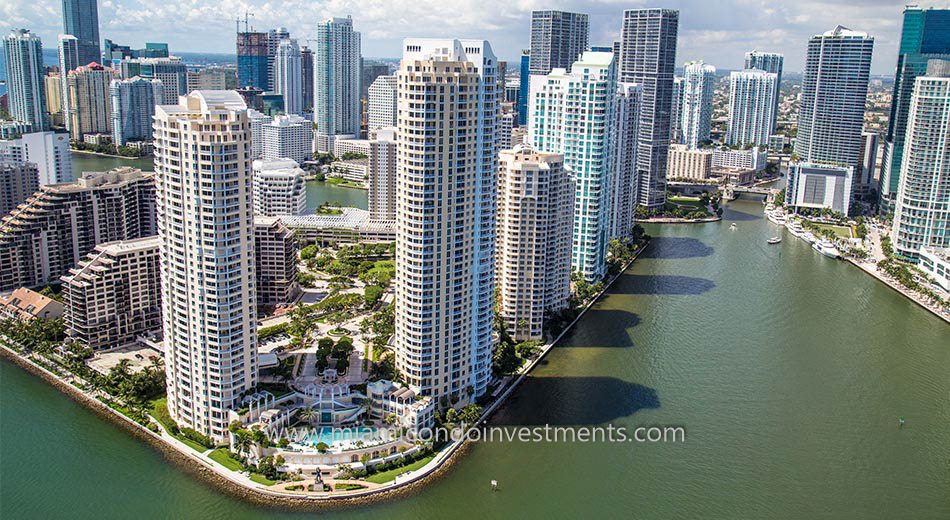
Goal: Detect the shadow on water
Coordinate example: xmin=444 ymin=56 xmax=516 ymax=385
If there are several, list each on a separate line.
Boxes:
xmin=721 ymin=207 xmax=762 ymax=222
xmin=557 ymin=309 xmax=641 ymax=348
xmin=490 ymin=376 xmax=660 ymax=426
xmin=619 ymin=274 xmax=715 ymax=295
xmin=639 ymin=237 xmax=714 ymax=259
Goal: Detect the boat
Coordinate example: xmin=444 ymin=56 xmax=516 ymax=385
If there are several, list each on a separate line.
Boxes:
xmin=802 ymin=232 xmax=818 ymax=244
xmin=812 ymin=240 xmax=840 ymax=258
xmin=767 ymin=236 xmax=782 ymax=244
xmin=729 ymin=223 xmax=737 ymax=230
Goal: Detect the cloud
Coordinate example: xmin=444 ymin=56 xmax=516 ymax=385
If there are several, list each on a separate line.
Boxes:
xmin=1 ymin=0 xmax=942 ymax=74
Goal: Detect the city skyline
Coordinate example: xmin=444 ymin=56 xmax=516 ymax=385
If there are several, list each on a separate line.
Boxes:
xmin=0 ymin=1 xmax=943 ymax=75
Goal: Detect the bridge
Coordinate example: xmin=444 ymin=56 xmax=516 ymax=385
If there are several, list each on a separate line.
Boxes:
xmin=723 ymin=184 xmax=779 ymax=201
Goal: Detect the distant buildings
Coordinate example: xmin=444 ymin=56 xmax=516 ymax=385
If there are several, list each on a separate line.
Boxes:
xmin=186 ymin=67 xmax=227 ymax=91
xmin=529 ymin=10 xmax=589 ymax=75
xmin=618 ymin=8 xmax=679 ymax=209
xmin=880 ymin=6 xmax=950 ymax=212
xmin=0 ymin=161 xmax=39 ymax=215
xmin=3 ymin=29 xmax=49 ymax=131
xmin=727 ymin=68 xmax=778 ymax=147
xmin=61 ymin=237 xmax=162 ymax=351
xmin=236 ymin=27 xmax=289 ymax=91
xmin=62 ymin=0 xmax=101 ymax=65
xmin=0 ymin=168 xmax=155 ymax=292
xmin=712 ymin=147 xmax=767 ymax=172
xmin=530 ymin=51 xmax=616 ymax=281
xmin=367 ymin=75 xmax=397 ymax=131
xmin=117 ymin=57 xmax=188 ymax=105
xmin=301 ymin=46 xmax=314 ymax=112
xmin=254 ymin=217 xmax=299 ymax=305
xmin=274 ymin=39 xmax=303 ymax=115
xmin=314 ymin=17 xmax=361 ymax=151
xmin=743 ymin=50 xmax=784 ymax=132
xmin=247 ymin=109 xmax=272 ymax=159
xmin=252 ymin=158 xmax=307 ymax=217
xmin=66 ymin=63 xmax=119 ymax=140
xmin=367 ymin=127 xmax=397 ymax=220
xmin=498 ymin=102 xmax=516 ymax=151
xmin=496 ymin=146 xmax=573 ymax=341
xmin=261 ymin=114 xmax=312 ymax=164
xmin=680 ymin=61 xmax=716 ymax=149
xmin=0 ymin=131 xmax=73 ymax=185
xmin=111 ymin=77 xmax=164 ymax=145
xmin=154 ymin=91 xmax=257 ymax=442
xmin=102 ymin=40 xmax=169 ymax=63
xmin=854 ymin=132 xmax=879 ymax=199
xmin=891 ymin=60 xmax=950 ymax=261
xmin=395 ymin=39 xmax=496 ymax=403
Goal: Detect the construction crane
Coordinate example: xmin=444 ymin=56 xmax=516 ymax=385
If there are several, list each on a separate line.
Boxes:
xmin=234 ymin=10 xmax=254 ymax=34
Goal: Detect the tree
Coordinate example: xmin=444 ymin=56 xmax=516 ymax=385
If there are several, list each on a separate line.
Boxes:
xmin=298 ymin=406 xmax=317 ymax=425
xmin=492 ymin=340 xmax=520 ymax=376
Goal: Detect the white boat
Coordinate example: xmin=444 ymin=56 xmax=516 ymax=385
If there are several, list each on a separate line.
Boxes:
xmin=812 ymin=240 xmax=840 ymax=258
xmin=767 ymin=236 xmax=782 ymax=244
xmin=801 ymin=232 xmax=818 ymax=244
xmin=729 ymin=223 xmax=737 ymax=230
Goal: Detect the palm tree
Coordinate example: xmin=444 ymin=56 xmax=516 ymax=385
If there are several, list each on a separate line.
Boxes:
xmin=233 ymin=431 xmax=252 ymax=458
xmin=298 ymin=406 xmax=317 ymax=426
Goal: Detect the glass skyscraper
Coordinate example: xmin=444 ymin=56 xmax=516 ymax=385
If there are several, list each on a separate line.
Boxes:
xmin=529 ymin=10 xmax=589 ymax=75
xmin=62 ymin=0 xmax=101 ymax=65
xmin=880 ymin=6 xmax=950 ymax=211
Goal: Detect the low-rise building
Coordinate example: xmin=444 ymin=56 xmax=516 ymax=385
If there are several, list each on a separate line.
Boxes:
xmin=711 ymin=147 xmax=768 ymax=171
xmin=918 ymin=247 xmax=950 ymax=292
xmin=332 ymin=138 xmax=370 ymax=158
xmin=366 ymin=379 xmax=435 ymax=433
xmin=281 ymin=208 xmax=395 ymax=246
xmin=0 ymin=287 xmax=63 ymax=321
xmin=786 ymin=162 xmax=853 ymax=215
xmin=712 ymin=167 xmax=755 ymax=186
xmin=329 ymin=159 xmax=368 ymax=184
xmin=60 ymin=237 xmax=161 ymax=350
xmin=668 ymin=144 xmax=712 ymax=181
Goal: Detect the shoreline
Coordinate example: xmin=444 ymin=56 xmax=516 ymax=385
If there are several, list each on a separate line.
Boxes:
xmin=845 ymin=257 xmax=950 ymax=325
xmin=639 ymin=216 xmax=721 ymax=224
xmin=70 ymin=148 xmax=152 ymax=160
xmin=0 ymin=238 xmax=650 ymax=509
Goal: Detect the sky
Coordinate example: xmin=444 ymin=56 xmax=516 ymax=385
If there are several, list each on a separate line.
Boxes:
xmin=2 ymin=0 xmax=948 ymax=74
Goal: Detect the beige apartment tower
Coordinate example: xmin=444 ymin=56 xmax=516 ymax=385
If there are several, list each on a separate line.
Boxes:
xmin=496 ymin=146 xmax=573 ymax=341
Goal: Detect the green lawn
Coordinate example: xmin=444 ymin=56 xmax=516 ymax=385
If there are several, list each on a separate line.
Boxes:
xmin=814 ymin=223 xmax=853 ymax=238
xmin=668 ymin=197 xmax=706 ymax=209
xmin=209 ymin=448 xmax=243 ymax=471
xmin=249 ymin=473 xmax=277 ymax=486
xmin=365 ymin=455 xmax=436 ymax=484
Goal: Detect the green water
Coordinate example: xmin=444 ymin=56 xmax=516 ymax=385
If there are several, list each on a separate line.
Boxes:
xmin=69 ymin=152 xmax=369 ymax=211
xmin=2 ymin=199 xmax=948 ymax=519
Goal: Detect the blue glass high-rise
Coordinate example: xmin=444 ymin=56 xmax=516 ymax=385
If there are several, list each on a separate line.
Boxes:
xmin=518 ymin=53 xmax=529 ymax=124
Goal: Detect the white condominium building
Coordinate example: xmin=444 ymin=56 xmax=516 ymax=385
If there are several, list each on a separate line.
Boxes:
xmin=3 ymin=29 xmax=48 ymax=131
xmin=61 ymin=236 xmax=162 ymax=351
xmin=711 ymin=147 xmax=768 ymax=171
xmin=153 ymin=91 xmax=258 ymax=441
xmin=58 ymin=34 xmax=81 ymax=131
xmin=252 ymin=158 xmax=307 ymax=217
xmin=314 ymin=17 xmax=361 ymax=151
xmin=395 ymin=38 xmax=498 ymax=402
xmin=611 ymin=83 xmax=641 ymax=240
xmin=892 ymin=60 xmax=950 ymax=260
xmin=274 ymin=39 xmax=303 ymax=115
xmin=111 ymin=76 xmax=163 ymax=145
xmin=727 ymin=68 xmax=778 ymax=147
xmin=744 ymin=50 xmax=784 ymax=133
xmin=367 ymin=127 xmax=396 ymax=220
xmin=367 ymin=75 xmax=397 ymax=131
xmin=0 ymin=131 xmax=73 ymax=185
xmin=681 ymin=60 xmax=716 ymax=149
xmin=497 ymin=146 xmax=573 ymax=341
xmin=247 ymin=109 xmax=273 ymax=159
xmin=261 ymin=114 xmax=312 ymax=164
xmin=530 ymin=50 xmax=617 ymax=281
